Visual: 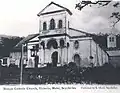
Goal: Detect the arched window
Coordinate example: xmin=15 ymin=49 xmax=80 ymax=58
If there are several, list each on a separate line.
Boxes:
xmin=74 ymin=40 xmax=79 ymax=49
xmin=74 ymin=54 xmax=81 ymax=66
xmin=109 ymin=37 xmax=114 ymax=42
xmin=68 ymin=21 xmax=69 ymax=28
xmin=112 ymin=37 xmax=114 ymax=42
xmin=58 ymin=20 xmax=62 ymax=29
xmin=43 ymin=22 xmax=47 ymax=30
xmin=109 ymin=37 xmax=112 ymax=42
xmin=50 ymin=19 xmax=55 ymax=30
xmin=60 ymin=39 xmax=64 ymax=48
xmin=41 ymin=41 xmax=45 ymax=49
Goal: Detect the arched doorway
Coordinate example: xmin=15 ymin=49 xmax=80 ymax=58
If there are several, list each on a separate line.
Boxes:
xmin=51 ymin=51 xmax=58 ymax=67
xmin=74 ymin=54 xmax=81 ymax=66
xmin=34 ymin=56 xmax=39 ymax=68
xmin=47 ymin=39 xmax=58 ymax=49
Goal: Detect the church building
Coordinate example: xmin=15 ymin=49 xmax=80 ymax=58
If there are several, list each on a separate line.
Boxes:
xmin=15 ymin=2 xmax=109 ymax=68
xmin=35 ymin=2 xmax=108 ymax=68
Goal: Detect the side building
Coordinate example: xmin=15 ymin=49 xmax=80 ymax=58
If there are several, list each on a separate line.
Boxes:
xmin=106 ymin=32 xmax=120 ymax=67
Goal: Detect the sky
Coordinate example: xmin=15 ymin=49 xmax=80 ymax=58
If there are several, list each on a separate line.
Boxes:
xmin=0 ymin=0 xmax=120 ymax=37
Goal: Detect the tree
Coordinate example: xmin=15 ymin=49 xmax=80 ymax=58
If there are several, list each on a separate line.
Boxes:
xmin=75 ymin=0 xmax=120 ymax=27
xmin=0 ymin=36 xmax=23 ymax=58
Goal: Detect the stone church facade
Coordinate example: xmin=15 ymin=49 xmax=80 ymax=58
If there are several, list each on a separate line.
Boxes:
xmin=11 ymin=2 xmax=109 ymax=68
xmin=4 ymin=2 xmax=120 ymax=68
xmin=34 ymin=2 xmax=108 ymax=68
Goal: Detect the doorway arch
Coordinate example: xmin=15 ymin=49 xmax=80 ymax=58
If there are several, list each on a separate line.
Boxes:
xmin=47 ymin=39 xmax=58 ymax=49
xmin=51 ymin=51 xmax=58 ymax=67
xmin=74 ymin=54 xmax=81 ymax=66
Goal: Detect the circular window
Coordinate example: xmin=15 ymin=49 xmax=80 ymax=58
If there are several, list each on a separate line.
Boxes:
xmin=74 ymin=40 xmax=79 ymax=49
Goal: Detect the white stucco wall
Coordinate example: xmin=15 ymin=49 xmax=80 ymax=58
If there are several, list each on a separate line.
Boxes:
xmin=69 ymin=38 xmax=90 ymax=67
xmin=9 ymin=51 xmax=27 ymax=67
xmin=38 ymin=35 xmax=109 ymax=68
xmin=39 ymin=10 xmax=71 ymax=36
xmin=68 ymin=37 xmax=108 ymax=67
xmin=39 ymin=36 xmax=68 ymax=66
xmin=27 ymin=41 xmax=39 ymax=68
xmin=91 ymin=40 xmax=108 ymax=67
xmin=39 ymin=12 xmax=66 ymax=34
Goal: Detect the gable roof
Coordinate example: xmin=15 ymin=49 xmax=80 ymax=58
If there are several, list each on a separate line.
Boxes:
xmin=69 ymin=28 xmax=93 ymax=38
xmin=15 ymin=33 xmax=39 ymax=47
xmin=37 ymin=2 xmax=72 ymax=16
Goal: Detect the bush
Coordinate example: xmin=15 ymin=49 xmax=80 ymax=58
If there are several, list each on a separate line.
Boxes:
xmin=23 ymin=64 xmax=27 ymax=68
xmin=63 ymin=64 xmax=68 ymax=68
xmin=47 ymin=63 xmax=52 ymax=68
xmin=9 ymin=64 xmax=18 ymax=68
xmin=68 ymin=62 xmax=77 ymax=68
xmin=102 ymin=63 xmax=114 ymax=69
xmin=82 ymin=64 xmax=120 ymax=84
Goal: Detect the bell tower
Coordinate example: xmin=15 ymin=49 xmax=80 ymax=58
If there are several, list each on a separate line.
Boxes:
xmin=37 ymin=2 xmax=72 ymax=36
xmin=37 ymin=2 xmax=72 ymax=66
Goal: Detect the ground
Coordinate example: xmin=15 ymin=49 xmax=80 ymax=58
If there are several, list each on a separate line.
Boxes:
xmin=0 ymin=62 xmax=120 ymax=84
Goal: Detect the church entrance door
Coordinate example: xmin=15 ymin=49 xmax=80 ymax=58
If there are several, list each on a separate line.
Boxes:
xmin=51 ymin=51 xmax=58 ymax=67
xmin=74 ymin=54 xmax=81 ymax=66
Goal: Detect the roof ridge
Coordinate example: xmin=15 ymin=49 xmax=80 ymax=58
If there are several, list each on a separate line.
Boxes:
xmin=69 ymin=27 xmax=92 ymax=36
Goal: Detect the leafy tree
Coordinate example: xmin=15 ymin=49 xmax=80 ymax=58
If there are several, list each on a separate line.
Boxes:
xmin=0 ymin=36 xmax=23 ymax=58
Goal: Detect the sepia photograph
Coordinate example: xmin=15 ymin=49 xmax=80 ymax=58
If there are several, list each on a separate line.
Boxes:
xmin=0 ymin=0 xmax=120 ymax=89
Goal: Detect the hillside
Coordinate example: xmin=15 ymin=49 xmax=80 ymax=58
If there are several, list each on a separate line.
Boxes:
xmin=0 ymin=35 xmax=23 ymax=58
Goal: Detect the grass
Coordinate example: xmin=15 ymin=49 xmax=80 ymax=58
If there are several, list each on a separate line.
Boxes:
xmin=0 ymin=63 xmax=120 ymax=84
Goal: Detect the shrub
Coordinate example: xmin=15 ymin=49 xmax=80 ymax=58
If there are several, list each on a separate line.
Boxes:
xmin=63 ymin=64 xmax=68 ymax=68
xmin=47 ymin=63 xmax=52 ymax=68
xmin=68 ymin=62 xmax=77 ymax=68
xmin=9 ymin=64 xmax=18 ymax=68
